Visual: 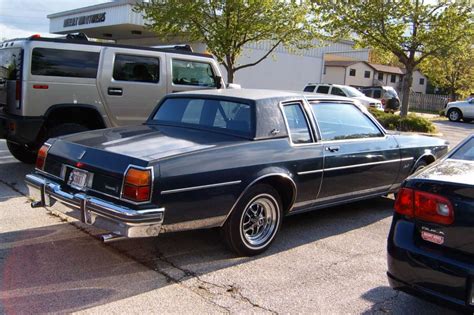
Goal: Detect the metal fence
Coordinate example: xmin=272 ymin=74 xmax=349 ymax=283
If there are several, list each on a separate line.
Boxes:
xmin=405 ymin=92 xmax=448 ymax=112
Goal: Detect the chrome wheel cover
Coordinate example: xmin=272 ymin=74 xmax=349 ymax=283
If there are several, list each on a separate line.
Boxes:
xmin=240 ymin=194 xmax=279 ymax=249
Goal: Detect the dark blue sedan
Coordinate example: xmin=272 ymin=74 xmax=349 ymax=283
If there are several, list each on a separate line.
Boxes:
xmin=387 ymin=134 xmax=474 ymax=312
xmin=25 ymin=89 xmax=448 ymax=256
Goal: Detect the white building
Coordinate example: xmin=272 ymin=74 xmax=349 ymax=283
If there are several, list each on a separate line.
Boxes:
xmin=323 ymin=60 xmax=427 ymax=93
xmin=47 ymin=0 xmax=368 ymax=90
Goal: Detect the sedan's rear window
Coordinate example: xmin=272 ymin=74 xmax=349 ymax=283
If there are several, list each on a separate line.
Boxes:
xmin=450 ymin=137 xmax=474 ymax=161
xmin=152 ymin=97 xmax=254 ymax=137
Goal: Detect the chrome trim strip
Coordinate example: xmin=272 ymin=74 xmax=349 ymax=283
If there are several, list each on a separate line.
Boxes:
xmin=298 ymin=157 xmax=413 ymax=176
xmin=313 ymin=185 xmax=392 ymax=203
xmin=324 ymin=158 xmax=403 ymax=172
xmin=219 ymin=173 xmax=297 ymax=227
xmin=161 ymin=180 xmax=242 ymax=195
xmin=297 ymin=169 xmax=324 ymax=175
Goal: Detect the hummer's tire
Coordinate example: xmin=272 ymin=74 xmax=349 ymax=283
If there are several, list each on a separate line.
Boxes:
xmin=6 ymin=141 xmax=37 ymax=164
xmin=47 ymin=123 xmax=89 ymax=139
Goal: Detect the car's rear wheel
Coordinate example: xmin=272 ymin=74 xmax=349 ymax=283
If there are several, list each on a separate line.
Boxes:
xmin=447 ymin=108 xmax=462 ymax=122
xmin=6 ymin=141 xmax=37 ymax=164
xmin=222 ymin=184 xmax=282 ymax=256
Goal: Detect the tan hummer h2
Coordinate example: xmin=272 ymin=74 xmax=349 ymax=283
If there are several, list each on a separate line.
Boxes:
xmin=0 ymin=35 xmax=225 ymax=163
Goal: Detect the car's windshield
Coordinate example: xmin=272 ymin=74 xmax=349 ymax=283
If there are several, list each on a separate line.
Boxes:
xmin=449 ymin=137 xmax=474 ymax=161
xmin=151 ymin=97 xmax=254 ymax=137
xmin=342 ymin=86 xmax=365 ymax=97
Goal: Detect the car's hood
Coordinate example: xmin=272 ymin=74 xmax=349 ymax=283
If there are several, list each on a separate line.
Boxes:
xmin=54 ymin=124 xmax=245 ymax=162
xmin=412 ymin=159 xmax=474 ymax=186
xmin=447 ymin=100 xmax=469 ymax=106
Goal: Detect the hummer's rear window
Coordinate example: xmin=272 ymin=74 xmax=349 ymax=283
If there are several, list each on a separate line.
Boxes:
xmin=31 ymin=48 xmax=99 ymax=78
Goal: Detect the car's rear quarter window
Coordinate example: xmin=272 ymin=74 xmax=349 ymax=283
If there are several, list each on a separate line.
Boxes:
xmin=31 ymin=48 xmax=99 ymax=78
xmin=450 ymin=138 xmax=474 ymax=161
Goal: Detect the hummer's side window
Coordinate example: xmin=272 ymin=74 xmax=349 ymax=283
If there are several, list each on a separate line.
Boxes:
xmin=113 ymin=54 xmax=159 ymax=83
xmin=31 ymin=48 xmax=99 ymax=78
xmin=172 ymin=59 xmax=216 ymax=87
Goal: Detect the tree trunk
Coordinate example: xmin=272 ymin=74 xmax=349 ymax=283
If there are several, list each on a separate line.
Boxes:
xmin=400 ymin=69 xmax=413 ymax=117
xmin=227 ymin=69 xmax=234 ymax=84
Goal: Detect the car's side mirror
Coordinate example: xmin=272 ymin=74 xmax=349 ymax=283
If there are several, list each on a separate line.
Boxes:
xmin=214 ymin=76 xmax=223 ymax=89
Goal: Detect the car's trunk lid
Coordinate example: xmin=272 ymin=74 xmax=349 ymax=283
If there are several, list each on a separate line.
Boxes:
xmin=413 ymin=159 xmax=474 ymax=257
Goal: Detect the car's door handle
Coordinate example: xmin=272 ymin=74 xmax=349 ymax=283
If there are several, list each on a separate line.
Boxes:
xmin=108 ymin=87 xmax=123 ymax=96
xmin=325 ymin=146 xmax=340 ymax=152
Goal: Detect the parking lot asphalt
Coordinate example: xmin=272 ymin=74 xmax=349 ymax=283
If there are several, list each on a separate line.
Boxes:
xmin=0 ymin=120 xmax=472 ymax=314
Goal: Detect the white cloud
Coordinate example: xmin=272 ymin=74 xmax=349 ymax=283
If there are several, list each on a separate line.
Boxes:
xmin=0 ymin=23 xmax=52 ymax=40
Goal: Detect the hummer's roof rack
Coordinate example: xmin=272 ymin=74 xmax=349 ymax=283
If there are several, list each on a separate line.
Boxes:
xmin=151 ymin=44 xmax=193 ymax=52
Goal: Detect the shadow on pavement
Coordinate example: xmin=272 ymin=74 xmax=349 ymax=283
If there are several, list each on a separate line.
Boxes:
xmin=361 ymin=286 xmax=460 ymax=315
xmin=1 ymin=197 xmax=395 ymax=313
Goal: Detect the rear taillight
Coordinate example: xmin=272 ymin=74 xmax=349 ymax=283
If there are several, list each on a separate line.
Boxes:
xmin=394 ymin=188 xmax=454 ymax=225
xmin=122 ymin=167 xmax=152 ymax=202
xmin=35 ymin=143 xmax=51 ymax=170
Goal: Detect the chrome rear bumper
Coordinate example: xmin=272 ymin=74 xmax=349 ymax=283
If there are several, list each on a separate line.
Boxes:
xmin=25 ymin=173 xmax=165 ymax=238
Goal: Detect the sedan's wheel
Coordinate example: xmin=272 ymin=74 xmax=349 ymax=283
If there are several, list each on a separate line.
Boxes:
xmin=447 ymin=109 xmax=462 ymax=122
xmin=222 ymin=184 xmax=282 ymax=256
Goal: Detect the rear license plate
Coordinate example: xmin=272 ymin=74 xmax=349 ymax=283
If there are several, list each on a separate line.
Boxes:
xmin=68 ymin=168 xmax=90 ymax=190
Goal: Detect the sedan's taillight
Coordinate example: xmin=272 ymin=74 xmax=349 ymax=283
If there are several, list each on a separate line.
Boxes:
xmin=35 ymin=143 xmax=51 ymax=171
xmin=122 ymin=167 xmax=152 ymax=202
xmin=394 ymin=188 xmax=454 ymax=225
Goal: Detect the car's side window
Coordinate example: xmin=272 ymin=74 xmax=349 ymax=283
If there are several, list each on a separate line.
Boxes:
xmin=304 ymin=85 xmax=315 ymax=92
xmin=330 ymin=87 xmax=346 ymax=96
xmin=310 ymin=103 xmax=383 ymax=141
xmin=316 ymin=86 xmax=329 ymax=94
xmin=282 ymin=103 xmax=312 ymax=144
xmin=373 ymin=89 xmax=382 ymax=99
xmin=172 ymin=59 xmax=216 ymax=87
xmin=113 ymin=54 xmax=160 ymax=83
xmin=31 ymin=48 xmax=99 ymax=78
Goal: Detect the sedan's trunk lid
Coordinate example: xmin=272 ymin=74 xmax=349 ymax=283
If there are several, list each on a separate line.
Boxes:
xmin=412 ymin=159 xmax=474 ymax=257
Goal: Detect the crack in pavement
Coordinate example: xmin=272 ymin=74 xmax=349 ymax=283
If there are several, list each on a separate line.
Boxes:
xmin=151 ymin=247 xmax=278 ymax=314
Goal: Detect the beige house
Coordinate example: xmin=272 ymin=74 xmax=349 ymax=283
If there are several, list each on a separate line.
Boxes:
xmin=323 ymin=60 xmax=427 ymax=93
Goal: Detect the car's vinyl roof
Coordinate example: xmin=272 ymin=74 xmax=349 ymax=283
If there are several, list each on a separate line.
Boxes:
xmin=172 ymin=88 xmax=352 ymax=102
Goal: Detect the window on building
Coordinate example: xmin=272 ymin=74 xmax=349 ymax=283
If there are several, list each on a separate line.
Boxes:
xmin=282 ymin=103 xmax=312 ymax=144
xmin=316 ymin=85 xmax=330 ymax=94
xmin=349 ymin=69 xmax=356 ymax=76
xmin=31 ymin=48 xmax=99 ymax=78
xmin=419 ymin=78 xmax=425 ymax=85
xmin=390 ymin=74 xmax=396 ymax=83
xmin=113 ymin=54 xmax=159 ymax=83
xmin=364 ymin=71 xmax=371 ymax=78
xmin=172 ymin=59 xmax=216 ymax=87
xmin=377 ymin=72 xmax=383 ymax=81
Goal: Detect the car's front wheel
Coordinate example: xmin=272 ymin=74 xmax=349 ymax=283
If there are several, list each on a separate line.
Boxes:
xmin=222 ymin=184 xmax=282 ymax=256
xmin=447 ymin=108 xmax=462 ymax=122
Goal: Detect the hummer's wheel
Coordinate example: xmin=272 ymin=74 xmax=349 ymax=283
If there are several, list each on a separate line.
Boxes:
xmin=6 ymin=141 xmax=37 ymax=164
xmin=222 ymin=184 xmax=282 ymax=256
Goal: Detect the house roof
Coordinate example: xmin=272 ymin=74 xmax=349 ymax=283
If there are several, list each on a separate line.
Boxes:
xmin=367 ymin=63 xmax=404 ymax=74
xmin=324 ymin=60 xmax=360 ymax=67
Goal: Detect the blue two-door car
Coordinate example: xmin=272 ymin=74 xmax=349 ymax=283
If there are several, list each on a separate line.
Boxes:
xmin=387 ymin=134 xmax=474 ymax=312
xmin=26 ymin=89 xmax=448 ymax=256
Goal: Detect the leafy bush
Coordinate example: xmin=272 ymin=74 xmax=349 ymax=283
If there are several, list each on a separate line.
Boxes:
xmin=367 ymin=108 xmax=436 ymax=133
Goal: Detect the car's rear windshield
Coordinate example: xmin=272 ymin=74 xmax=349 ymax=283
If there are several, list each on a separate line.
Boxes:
xmin=449 ymin=137 xmax=474 ymax=161
xmin=151 ymin=97 xmax=254 ymax=138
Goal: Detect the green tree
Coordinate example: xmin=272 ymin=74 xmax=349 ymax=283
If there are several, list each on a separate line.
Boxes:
xmin=368 ymin=46 xmax=402 ymax=67
xmin=421 ymin=41 xmax=474 ymax=100
xmin=313 ymin=1 xmax=473 ymax=116
xmin=135 ymin=0 xmax=316 ymax=84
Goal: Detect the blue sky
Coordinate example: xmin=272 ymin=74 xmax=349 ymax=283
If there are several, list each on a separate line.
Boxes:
xmin=0 ymin=0 xmax=109 ymax=39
